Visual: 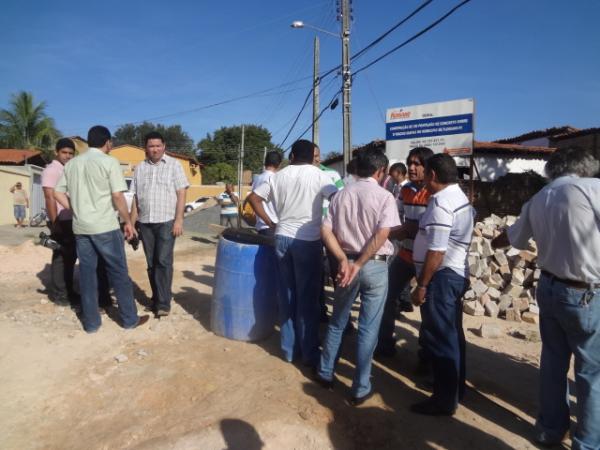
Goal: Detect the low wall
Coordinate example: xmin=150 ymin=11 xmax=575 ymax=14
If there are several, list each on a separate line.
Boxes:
xmin=186 ymin=185 xmax=252 ymax=202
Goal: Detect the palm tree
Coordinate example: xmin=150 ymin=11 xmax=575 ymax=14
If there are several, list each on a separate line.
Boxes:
xmin=0 ymin=91 xmax=60 ymax=155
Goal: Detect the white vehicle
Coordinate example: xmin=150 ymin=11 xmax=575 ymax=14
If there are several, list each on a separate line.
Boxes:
xmin=184 ymin=196 xmax=210 ymax=213
xmin=124 ymin=177 xmax=134 ymax=213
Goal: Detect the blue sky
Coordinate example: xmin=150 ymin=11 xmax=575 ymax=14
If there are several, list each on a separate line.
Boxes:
xmin=1 ymin=0 xmax=598 ymax=156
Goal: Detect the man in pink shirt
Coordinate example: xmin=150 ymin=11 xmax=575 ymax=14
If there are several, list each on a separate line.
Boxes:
xmin=316 ymin=148 xmax=401 ymax=405
xmin=42 ymin=138 xmax=77 ymax=306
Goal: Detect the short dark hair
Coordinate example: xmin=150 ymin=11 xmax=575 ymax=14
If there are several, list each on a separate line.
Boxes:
xmin=425 ymin=153 xmax=458 ymax=184
xmin=346 ymin=158 xmax=358 ymax=176
xmin=264 ymin=150 xmax=282 ymax=168
xmin=355 ymin=149 xmax=389 ymax=178
xmin=144 ymin=131 xmax=165 ymax=146
xmin=389 ymin=162 xmax=407 ymax=175
xmin=407 ymin=147 xmax=434 ymax=165
xmin=55 ymin=138 xmax=75 ymax=152
xmin=87 ymin=126 xmax=111 ymax=148
xmin=545 ymin=146 xmax=599 ymax=179
xmin=290 ymin=140 xmax=315 ymax=164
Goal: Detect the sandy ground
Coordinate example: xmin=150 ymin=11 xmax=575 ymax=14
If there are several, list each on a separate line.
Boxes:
xmin=0 ymin=232 xmax=574 ymax=450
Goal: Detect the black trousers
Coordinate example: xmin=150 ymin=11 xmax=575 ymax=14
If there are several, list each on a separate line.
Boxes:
xmin=50 ymin=220 xmax=77 ymax=303
xmin=138 ymin=221 xmax=176 ymax=312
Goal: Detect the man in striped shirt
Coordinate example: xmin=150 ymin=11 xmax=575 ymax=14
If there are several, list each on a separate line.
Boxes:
xmin=410 ymin=153 xmax=474 ymax=416
xmin=377 ymin=147 xmax=433 ymax=357
xmin=131 ymin=131 xmax=189 ymax=317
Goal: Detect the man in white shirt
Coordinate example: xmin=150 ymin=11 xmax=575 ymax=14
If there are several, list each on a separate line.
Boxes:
xmin=131 ymin=131 xmax=189 ymax=317
xmin=492 ymin=147 xmax=600 ymax=450
xmin=248 ymin=140 xmax=338 ymax=367
xmin=252 ymin=151 xmax=282 ymax=236
xmin=410 ymin=153 xmax=474 ymax=416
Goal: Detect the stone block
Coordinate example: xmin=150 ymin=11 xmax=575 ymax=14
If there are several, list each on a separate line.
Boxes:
xmin=511 ymin=296 xmax=529 ymax=312
xmin=527 ymin=240 xmax=537 ymax=253
xmin=482 ymin=226 xmax=495 ymax=239
xmin=505 ymin=216 xmax=517 ymax=226
xmin=498 ymin=295 xmax=512 ymax=313
xmin=519 ymin=250 xmax=537 ymax=263
xmin=489 ymin=261 xmax=500 ymax=274
xmin=464 ymin=300 xmax=485 ymax=316
xmin=476 ymin=323 xmax=501 ymax=339
xmin=489 ymin=273 xmax=505 ymax=290
xmin=487 ymin=286 xmax=501 ymax=300
xmin=484 ymin=301 xmax=499 ymax=318
xmin=511 ymin=268 xmax=525 ymax=285
xmin=463 ymin=289 xmax=476 ymax=300
xmin=533 ymin=269 xmax=541 ymax=281
xmin=523 ymin=268 xmax=534 ymax=286
xmin=505 ymin=307 xmax=522 ymax=322
xmin=478 ymin=293 xmax=491 ymax=307
xmin=480 ymin=239 xmax=494 ymax=258
xmin=506 ymin=247 xmax=521 ymax=257
xmin=528 ymin=303 xmax=540 ymax=315
xmin=503 ymin=283 xmax=523 ymax=298
xmin=491 ymin=213 xmax=504 ymax=227
xmin=472 ymin=279 xmax=488 ymax=296
xmin=522 ymin=312 xmax=539 ymax=324
xmin=494 ymin=250 xmax=509 ymax=267
xmin=469 ymin=238 xmax=483 ymax=254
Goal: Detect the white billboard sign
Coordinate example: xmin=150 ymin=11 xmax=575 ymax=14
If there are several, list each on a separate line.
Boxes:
xmin=385 ymin=98 xmax=474 ymax=164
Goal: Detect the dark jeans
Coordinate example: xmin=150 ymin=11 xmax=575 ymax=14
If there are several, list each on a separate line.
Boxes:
xmin=378 ymin=256 xmax=415 ymax=351
xmin=420 ymin=268 xmax=468 ymax=410
xmin=138 ymin=221 xmax=176 ymax=312
xmin=274 ymin=235 xmax=323 ymax=366
xmin=49 ymin=220 xmax=77 ymax=304
xmin=75 ymin=229 xmax=138 ymax=332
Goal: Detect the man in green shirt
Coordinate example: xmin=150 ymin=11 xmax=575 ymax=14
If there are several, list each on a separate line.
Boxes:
xmin=55 ymin=125 xmax=149 ymax=333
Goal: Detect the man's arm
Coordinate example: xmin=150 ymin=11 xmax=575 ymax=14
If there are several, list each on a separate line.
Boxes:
xmin=43 ymin=187 xmax=58 ymax=223
xmin=172 ymin=189 xmax=186 ymax=237
xmin=130 ymin=196 xmax=139 ymax=224
xmin=389 ymin=220 xmax=418 ymax=241
xmin=247 ymin=192 xmax=274 ymax=228
xmin=321 ymin=225 xmax=351 ymax=287
xmin=412 ymin=250 xmax=446 ymax=306
xmin=54 ymin=191 xmax=71 ymax=210
xmin=112 ymin=192 xmax=135 ymax=240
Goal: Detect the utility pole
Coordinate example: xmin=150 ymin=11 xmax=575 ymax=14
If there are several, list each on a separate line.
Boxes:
xmin=312 ymin=36 xmax=320 ymax=147
xmin=341 ymin=0 xmax=352 ymax=176
xmin=236 ymin=125 xmax=245 ymax=228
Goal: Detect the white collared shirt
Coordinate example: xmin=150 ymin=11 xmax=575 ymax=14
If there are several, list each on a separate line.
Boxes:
xmin=507 ymin=175 xmax=600 ymax=282
xmin=131 ymin=154 xmax=189 ymax=223
xmin=252 ymin=169 xmax=278 ymax=231
xmin=413 ymin=183 xmax=474 ymax=278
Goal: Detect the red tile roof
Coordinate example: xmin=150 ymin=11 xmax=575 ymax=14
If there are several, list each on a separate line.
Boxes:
xmin=551 ymin=127 xmax=600 ymax=141
xmin=495 ymin=126 xmax=579 ymax=144
xmin=0 ymin=149 xmax=43 ymax=164
xmin=474 ymin=141 xmax=555 ymax=155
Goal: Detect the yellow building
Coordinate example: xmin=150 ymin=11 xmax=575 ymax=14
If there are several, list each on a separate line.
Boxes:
xmin=109 ymin=145 xmax=204 ymax=202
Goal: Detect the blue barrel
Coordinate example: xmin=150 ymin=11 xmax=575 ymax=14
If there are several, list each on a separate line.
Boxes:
xmin=211 ymin=235 xmax=278 ymax=341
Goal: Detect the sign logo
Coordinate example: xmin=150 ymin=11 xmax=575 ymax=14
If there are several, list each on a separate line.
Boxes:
xmin=390 ymin=111 xmax=411 ymax=120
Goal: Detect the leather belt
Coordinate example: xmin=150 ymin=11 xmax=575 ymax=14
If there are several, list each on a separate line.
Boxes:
xmin=346 ymin=253 xmax=388 ymax=262
xmin=541 ymin=270 xmax=600 ymax=290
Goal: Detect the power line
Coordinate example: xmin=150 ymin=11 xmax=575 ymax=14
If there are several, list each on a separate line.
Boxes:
xmin=353 ymin=0 xmax=473 ymax=78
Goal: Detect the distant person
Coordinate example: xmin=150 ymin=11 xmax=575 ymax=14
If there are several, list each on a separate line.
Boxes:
xmin=316 ymin=148 xmax=400 ymax=406
xmin=216 ymin=183 xmax=239 ymax=228
xmin=377 ymin=147 xmax=434 ymax=357
xmin=9 ymin=181 xmax=28 ymax=227
xmin=41 ymin=138 xmax=77 ymax=307
xmin=383 ymin=162 xmax=408 ymax=199
xmin=492 ymin=147 xmax=600 ymax=449
xmin=409 ymin=154 xmax=474 ymax=416
xmin=130 ymin=131 xmax=189 ymax=317
xmin=54 ymin=125 xmax=149 ymax=333
xmin=251 ymin=151 xmax=282 ymax=236
xmin=248 ymin=140 xmax=338 ymax=367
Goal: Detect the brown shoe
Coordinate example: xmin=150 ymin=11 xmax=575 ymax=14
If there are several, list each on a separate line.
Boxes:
xmin=134 ymin=315 xmax=150 ymax=328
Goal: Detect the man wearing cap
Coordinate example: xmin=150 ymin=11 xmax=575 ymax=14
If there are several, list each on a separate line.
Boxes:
xmin=9 ymin=181 xmax=29 ymax=228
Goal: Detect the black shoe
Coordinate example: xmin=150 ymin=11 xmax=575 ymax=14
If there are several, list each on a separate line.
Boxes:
xmin=374 ymin=346 xmax=397 ymax=358
xmin=312 ymin=369 xmax=335 ymax=390
xmin=156 ymin=309 xmax=169 ymax=317
xmin=533 ymin=431 xmax=567 ymax=447
xmin=349 ymin=390 xmax=375 ymax=407
xmin=410 ymin=398 xmax=455 ymax=416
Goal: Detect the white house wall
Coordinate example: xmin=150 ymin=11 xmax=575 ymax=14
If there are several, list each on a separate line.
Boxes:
xmin=456 ymin=155 xmax=547 ymax=182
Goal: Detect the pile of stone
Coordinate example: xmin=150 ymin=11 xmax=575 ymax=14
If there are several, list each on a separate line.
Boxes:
xmin=463 ymin=214 xmax=539 ymax=324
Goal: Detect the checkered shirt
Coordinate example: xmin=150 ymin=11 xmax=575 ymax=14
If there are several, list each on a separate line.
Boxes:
xmin=131 ymin=154 xmax=189 ymax=223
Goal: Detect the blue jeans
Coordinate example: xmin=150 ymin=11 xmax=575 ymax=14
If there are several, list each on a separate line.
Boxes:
xmin=274 ymin=235 xmax=322 ymax=366
xmin=420 ymin=268 xmax=468 ymax=411
xmin=75 ymin=229 xmax=139 ymax=332
xmin=319 ymin=259 xmax=389 ymax=398
xmin=14 ymin=205 xmax=26 ymax=220
xmin=536 ymin=273 xmax=600 ymax=450
xmin=138 ymin=221 xmax=175 ymax=312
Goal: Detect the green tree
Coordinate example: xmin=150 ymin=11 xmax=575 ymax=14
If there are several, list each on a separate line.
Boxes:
xmin=197 ymin=124 xmax=282 ymax=175
xmin=113 ymin=122 xmax=195 ymax=157
xmin=202 ymin=162 xmax=238 ymax=184
xmin=0 ymin=91 xmax=61 ymax=160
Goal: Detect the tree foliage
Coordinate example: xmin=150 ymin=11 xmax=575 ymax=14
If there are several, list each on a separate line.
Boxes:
xmin=113 ymin=122 xmax=195 ymax=157
xmin=202 ymin=162 xmax=238 ymax=185
xmin=0 ymin=91 xmax=61 ymax=160
xmin=197 ymin=124 xmax=282 ymax=175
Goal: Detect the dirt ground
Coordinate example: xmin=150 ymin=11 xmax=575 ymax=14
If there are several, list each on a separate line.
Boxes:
xmin=0 ymin=233 xmax=574 ymax=450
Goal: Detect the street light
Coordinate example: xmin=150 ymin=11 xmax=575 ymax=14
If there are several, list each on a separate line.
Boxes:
xmin=291 ymin=0 xmax=352 ymax=176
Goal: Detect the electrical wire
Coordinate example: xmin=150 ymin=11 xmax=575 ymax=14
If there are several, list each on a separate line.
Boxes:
xmin=352 ymin=0 xmax=473 ymax=78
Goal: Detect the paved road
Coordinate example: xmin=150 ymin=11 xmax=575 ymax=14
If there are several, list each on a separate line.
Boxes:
xmin=0 ymin=224 xmax=49 ymax=247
